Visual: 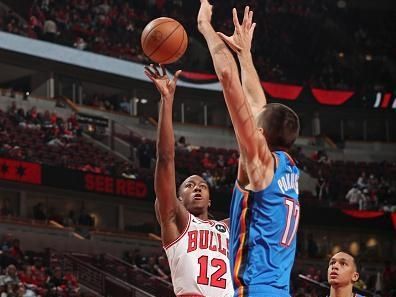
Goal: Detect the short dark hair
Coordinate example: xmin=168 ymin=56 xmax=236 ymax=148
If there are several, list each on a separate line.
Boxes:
xmin=256 ymin=103 xmax=300 ymax=151
xmin=334 ymin=251 xmax=360 ymax=272
xmin=351 ymin=254 xmax=360 ymax=272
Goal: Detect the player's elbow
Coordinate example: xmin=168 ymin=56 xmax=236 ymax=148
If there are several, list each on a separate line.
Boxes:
xmin=216 ymin=65 xmax=234 ymax=84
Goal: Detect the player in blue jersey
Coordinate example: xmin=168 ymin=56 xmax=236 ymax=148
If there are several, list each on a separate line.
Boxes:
xmin=198 ymin=2 xmax=300 ymax=296
xmin=328 ymin=251 xmax=363 ymax=297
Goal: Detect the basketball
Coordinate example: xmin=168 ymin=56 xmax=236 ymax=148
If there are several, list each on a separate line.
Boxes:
xmin=141 ymin=17 xmax=188 ymax=64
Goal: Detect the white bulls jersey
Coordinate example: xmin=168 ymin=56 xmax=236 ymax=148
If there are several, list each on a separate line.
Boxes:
xmin=164 ymin=213 xmax=234 ymax=297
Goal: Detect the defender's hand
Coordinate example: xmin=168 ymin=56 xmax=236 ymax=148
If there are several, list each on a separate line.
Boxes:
xmin=198 ymin=0 xmax=213 ymax=31
xmin=144 ymin=64 xmax=182 ymax=100
xmin=217 ymin=6 xmax=256 ymax=55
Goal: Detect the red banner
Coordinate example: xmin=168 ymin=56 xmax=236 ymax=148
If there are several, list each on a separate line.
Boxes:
xmin=84 ymin=174 xmax=147 ymax=199
xmin=311 ymin=88 xmax=354 ymax=105
xmin=0 ymin=158 xmax=42 ymax=185
xmin=179 ymin=71 xmax=217 ymax=81
xmin=392 ymin=213 xmax=396 ymax=230
xmin=380 ymin=93 xmax=392 ymax=108
xmin=262 ymin=82 xmax=303 ymax=100
xmin=342 ymin=209 xmax=384 ymax=219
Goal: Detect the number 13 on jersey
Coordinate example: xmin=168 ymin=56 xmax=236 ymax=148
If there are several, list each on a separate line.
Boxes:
xmin=281 ymin=198 xmax=300 ymax=247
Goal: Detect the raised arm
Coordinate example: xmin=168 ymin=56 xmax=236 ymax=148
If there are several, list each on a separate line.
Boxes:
xmin=218 ymin=6 xmax=267 ymax=116
xmin=217 ymin=6 xmax=268 ymax=187
xmin=198 ymin=1 xmax=273 ymax=190
xmin=145 ymin=64 xmax=188 ymax=245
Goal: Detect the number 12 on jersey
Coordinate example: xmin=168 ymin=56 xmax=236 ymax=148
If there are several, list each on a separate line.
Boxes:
xmin=281 ymin=198 xmax=300 ymax=247
xmin=197 ymin=256 xmax=227 ymax=289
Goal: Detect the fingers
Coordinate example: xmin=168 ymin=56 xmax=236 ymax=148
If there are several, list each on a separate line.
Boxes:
xmin=160 ymin=64 xmax=166 ymax=76
xmin=144 ymin=66 xmax=157 ymax=78
xmin=242 ymin=6 xmax=249 ymax=27
xmin=173 ymin=70 xmax=182 ymax=84
xmin=145 ymin=64 xmax=166 ymax=78
xmin=150 ymin=64 xmax=161 ymax=76
xmin=232 ymin=8 xmax=241 ymax=30
xmin=144 ymin=70 xmax=156 ymax=82
xmin=249 ymin=23 xmax=256 ymax=37
xmin=236 ymin=6 xmax=253 ymax=30
xmin=246 ymin=10 xmax=253 ymax=29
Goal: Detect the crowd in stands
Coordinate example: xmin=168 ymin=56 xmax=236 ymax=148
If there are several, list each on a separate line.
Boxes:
xmin=0 ymin=0 xmax=394 ymax=91
xmin=345 ymin=171 xmax=396 ymax=212
xmin=297 ymin=148 xmax=396 ymax=211
xmin=118 ymin=245 xmax=396 ymax=297
xmin=82 ymin=93 xmax=131 ymax=114
xmin=31 ymin=203 xmax=95 ymax=229
xmin=125 ymin=131 xmax=396 ymax=212
xmin=122 ymin=249 xmax=170 ymax=282
xmin=0 ymin=235 xmax=81 ymax=297
xmin=1 ymin=98 xmax=395 ymax=213
xmin=125 ymin=133 xmax=238 ymax=194
xmin=0 ymin=103 xmax=135 ymax=178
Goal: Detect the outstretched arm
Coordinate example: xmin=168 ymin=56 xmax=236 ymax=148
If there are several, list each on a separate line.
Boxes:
xmin=218 ymin=6 xmax=267 ymax=116
xmin=198 ymin=1 xmax=273 ymax=190
xmin=217 ymin=6 xmax=267 ymax=187
xmin=145 ymin=65 xmax=188 ymax=245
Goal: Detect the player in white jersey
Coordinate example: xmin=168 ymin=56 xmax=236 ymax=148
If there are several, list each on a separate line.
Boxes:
xmin=145 ymin=64 xmax=234 ymax=297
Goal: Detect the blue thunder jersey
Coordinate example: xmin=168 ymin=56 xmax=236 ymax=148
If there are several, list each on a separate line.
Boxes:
xmin=229 ymin=151 xmax=300 ymax=297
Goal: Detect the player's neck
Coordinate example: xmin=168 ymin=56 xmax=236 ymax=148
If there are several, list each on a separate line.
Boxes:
xmin=195 ymin=212 xmax=209 ymax=221
xmin=330 ymin=285 xmax=354 ymax=297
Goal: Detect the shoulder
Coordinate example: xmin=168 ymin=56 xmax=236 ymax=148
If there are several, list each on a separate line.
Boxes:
xmin=278 ymin=151 xmax=297 ymax=167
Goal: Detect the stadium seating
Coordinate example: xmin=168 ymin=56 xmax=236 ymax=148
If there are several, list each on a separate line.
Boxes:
xmin=0 ymin=0 xmax=394 ymax=90
xmin=0 ymin=107 xmax=121 ymax=175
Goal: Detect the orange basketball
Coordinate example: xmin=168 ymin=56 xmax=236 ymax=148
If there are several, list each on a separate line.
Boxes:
xmin=141 ymin=17 xmax=188 ymax=65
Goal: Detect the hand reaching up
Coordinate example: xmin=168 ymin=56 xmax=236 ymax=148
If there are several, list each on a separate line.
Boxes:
xmin=144 ymin=64 xmax=182 ymax=100
xmin=217 ymin=6 xmax=256 ymax=56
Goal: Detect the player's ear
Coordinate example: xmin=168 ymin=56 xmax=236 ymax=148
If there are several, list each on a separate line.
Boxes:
xmin=352 ymin=272 xmax=359 ymax=282
xmin=258 ymin=127 xmax=264 ymax=135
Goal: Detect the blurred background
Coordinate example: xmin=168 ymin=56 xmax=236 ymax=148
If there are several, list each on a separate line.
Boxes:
xmin=0 ymin=0 xmax=395 ymax=296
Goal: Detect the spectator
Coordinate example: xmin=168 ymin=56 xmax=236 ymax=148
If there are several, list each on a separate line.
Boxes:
xmin=201 ymin=152 xmax=215 ymax=170
xmin=143 ymin=256 xmax=168 ymax=280
xmin=46 ymin=266 xmax=65 ymax=291
xmin=63 ymin=210 xmax=76 ymax=227
xmin=175 ymin=136 xmax=189 ymax=152
xmin=0 ymin=199 xmax=13 ymax=217
xmin=73 ymin=37 xmax=87 ymax=50
xmin=9 ymin=240 xmax=23 ymax=262
xmin=316 ymin=176 xmax=328 ymax=201
xmin=357 ymin=172 xmax=367 ymax=188
xmin=33 ymin=203 xmax=46 ymax=221
xmin=119 ymin=96 xmax=130 ymax=114
xmin=137 ymin=139 xmax=153 ymax=169
xmin=345 ymin=185 xmax=362 ymax=208
xmin=216 ymin=154 xmax=225 ymax=168
xmin=226 ymin=152 xmax=238 ymax=167
xmin=1 ymin=265 xmax=20 ymax=286
xmin=359 ymin=188 xmax=370 ymax=210
xmin=42 ymin=18 xmax=57 ymax=42
xmin=78 ymin=206 xmax=94 ymax=227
